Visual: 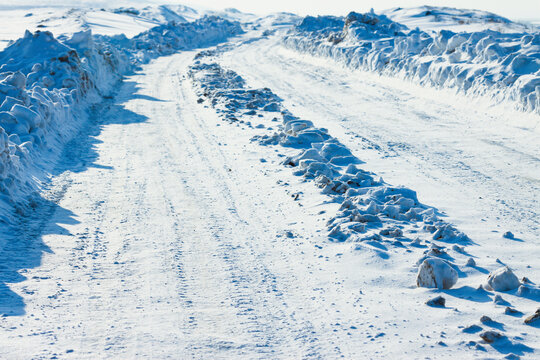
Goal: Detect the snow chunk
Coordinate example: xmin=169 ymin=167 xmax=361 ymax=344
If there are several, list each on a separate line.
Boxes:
xmin=485 ymin=267 xmax=520 ymax=291
xmin=417 ymin=258 xmax=458 ymax=289
xmin=503 ymin=231 xmax=514 ymax=239
xmin=517 ymin=285 xmax=540 ymax=299
xmin=480 ymin=330 xmax=503 ymax=343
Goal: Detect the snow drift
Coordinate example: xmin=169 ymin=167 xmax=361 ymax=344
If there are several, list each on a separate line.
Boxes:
xmin=284 ymin=10 xmax=540 ymax=114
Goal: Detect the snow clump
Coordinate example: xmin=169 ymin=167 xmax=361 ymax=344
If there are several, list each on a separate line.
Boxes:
xmin=485 ymin=267 xmax=520 ymax=291
xmin=417 ymin=258 xmax=458 ymax=289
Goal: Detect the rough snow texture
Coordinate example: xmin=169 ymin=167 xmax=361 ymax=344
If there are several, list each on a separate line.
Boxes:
xmin=417 ymin=258 xmax=458 ymax=289
xmin=0 ymin=17 xmax=242 ymax=227
xmin=103 ymin=15 xmax=243 ymax=64
xmin=486 ymin=266 xmax=521 ymax=291
xmin=284 ymin=11 xmax=540 ymax=114
xmin=188 ymin=60 xmax=477 ymax=284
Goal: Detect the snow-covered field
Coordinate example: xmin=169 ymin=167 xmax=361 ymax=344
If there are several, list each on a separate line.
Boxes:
xmin=0 ymin=3 xmax=539 ymax=359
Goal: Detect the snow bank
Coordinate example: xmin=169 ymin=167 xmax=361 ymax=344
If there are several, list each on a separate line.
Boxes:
xmin=0 ymin=17 xmax=242 ymax=223
xmin=284 ymin=10 xmax=540 ymax=114
xmin=110 ymin=16 xmax=243 ymax=64
xmin=0 ymin=30 xmax=125 ymax=212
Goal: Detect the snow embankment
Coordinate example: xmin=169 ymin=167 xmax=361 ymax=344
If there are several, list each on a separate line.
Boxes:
xmin=283 ymin=11 xmax=540 ymax=114
xmin=0 ymin=16 xmax=242 ymax=223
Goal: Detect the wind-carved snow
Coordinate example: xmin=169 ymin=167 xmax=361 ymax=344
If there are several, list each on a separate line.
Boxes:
xmin=284 ymin=10 xmax=540 ymax=114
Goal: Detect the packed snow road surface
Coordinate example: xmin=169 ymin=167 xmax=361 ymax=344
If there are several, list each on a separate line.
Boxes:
xmin=0 ymin=14 xmax=539 ymax=360
xmin=218 ymin=33 xmax=540 ymax=269
xmin=0 ymin=51 xmax=343 ymax=358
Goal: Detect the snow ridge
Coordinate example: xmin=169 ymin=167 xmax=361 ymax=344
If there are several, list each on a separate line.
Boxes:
xmin=284 ymin=11 xmax=540 ymax=114
xmin=188 ymin=55 xmax=540 ymax=355
xmin=189 ymin=58 xmax=471 ymax=278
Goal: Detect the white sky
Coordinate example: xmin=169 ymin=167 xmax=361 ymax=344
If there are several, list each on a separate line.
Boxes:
xmin=1 ymin=0 xmax=539 ymax=20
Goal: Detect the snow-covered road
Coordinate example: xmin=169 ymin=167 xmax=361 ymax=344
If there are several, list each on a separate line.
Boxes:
xmin=218 ymin=33 xmax=540 ymax=265
xmin=0 ymin=50 xmax=370 ymax=359
xmin=1 ymin=30 xmax=539 ymax=359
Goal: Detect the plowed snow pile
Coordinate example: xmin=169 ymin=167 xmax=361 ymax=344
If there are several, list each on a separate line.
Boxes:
xmin=284 ymin=10 xmax=540 ymax=113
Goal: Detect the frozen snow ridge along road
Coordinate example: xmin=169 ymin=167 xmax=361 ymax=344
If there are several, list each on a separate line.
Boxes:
xmin=284 ymin=11 xmax=540 ymax=114
xmin=189 ymin=51 xmax=540 ymax=358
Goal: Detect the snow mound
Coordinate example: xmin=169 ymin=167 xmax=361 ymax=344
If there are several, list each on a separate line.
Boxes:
xmin=485 ymin=266 xmax=520 ymax=291
xmin=0 ymin=31 xmax=73 ymax=73
xmin=284 ymin=10 xmax=540 ymax=114
xmin=517 ymin=284 xmax=540 ymax=299
xmin=189 ymin=62 xmax=280 ymax=120
xmin=417 ymin=258 xmax=458 ymax=289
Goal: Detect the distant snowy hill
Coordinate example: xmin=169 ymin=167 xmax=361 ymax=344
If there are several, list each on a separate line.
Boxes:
xmin=0 ymin=4 xmax=204 ymax=50
xmin=382 ymin=6 xmax=534 ymax=33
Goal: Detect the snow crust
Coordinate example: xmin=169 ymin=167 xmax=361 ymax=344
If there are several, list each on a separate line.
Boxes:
xmin=284 ymin=10 xmax=540 ymax=114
